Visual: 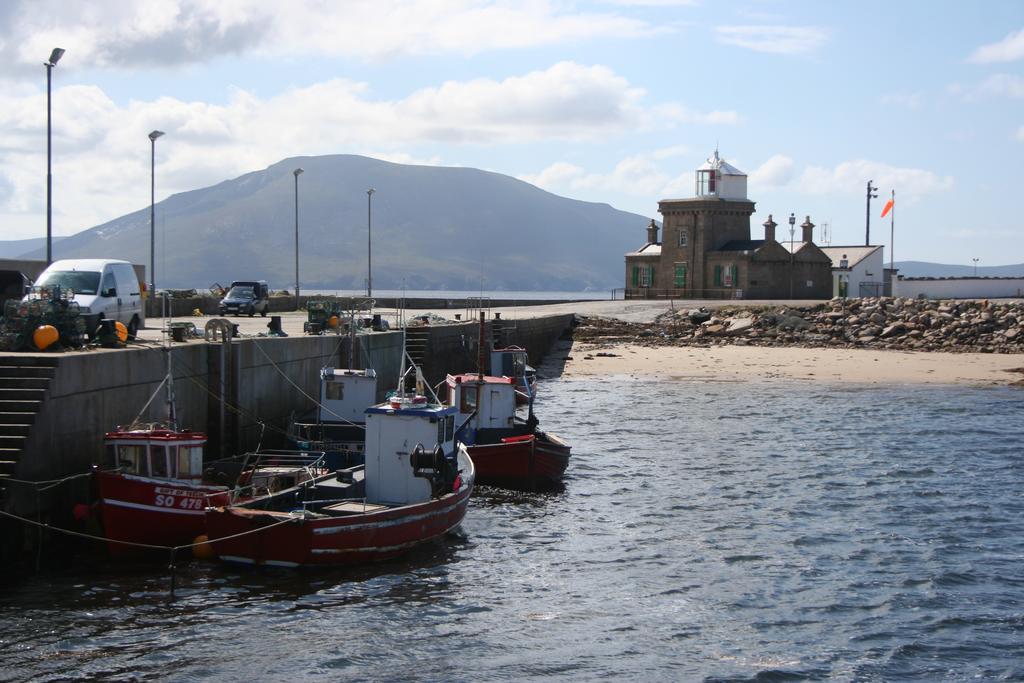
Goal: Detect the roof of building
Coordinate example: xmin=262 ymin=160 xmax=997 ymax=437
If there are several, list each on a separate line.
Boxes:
xmin=717 ymin=240 xmax=767 ymax=252
xmin=626 ymin=242 xmax=661 ymax=257
xmin=819 ymin=245 xmax=882 ymax=269
xmin=697 ymin=149 xmax=745 ymax=176
xmin=777 ymin=240 xmax=810 ymax=254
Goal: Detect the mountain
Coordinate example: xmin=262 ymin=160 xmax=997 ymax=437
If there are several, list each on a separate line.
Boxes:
xmin=16 ymin=155 xmax=647 ymax=291
xmin=894 ymin=261 xmax=1024 ymax=278
xmin=0 ymin=236 xmax=67 ymax=259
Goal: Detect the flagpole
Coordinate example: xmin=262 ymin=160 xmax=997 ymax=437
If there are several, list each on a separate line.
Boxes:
xmin=889 ymin=189 xmax=895 ymax=273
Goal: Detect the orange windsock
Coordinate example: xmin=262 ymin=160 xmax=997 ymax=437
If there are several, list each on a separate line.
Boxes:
xmin=880 ymin=198 xmax=894 ymax=218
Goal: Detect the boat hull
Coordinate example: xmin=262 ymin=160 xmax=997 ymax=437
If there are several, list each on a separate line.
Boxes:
xmin=205 ymin=466 xmax=475 ymax=568
xmin=468 ymin=431 xmax=569 ymax=491
xmin=96 ymin=470 xmax=228 ymax=557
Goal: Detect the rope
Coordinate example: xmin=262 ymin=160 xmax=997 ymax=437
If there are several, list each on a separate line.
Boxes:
xmin=0 ymin=506 xmax=298 ymax=553
xmin=253 ymin=340 xmax=366 ymax=429
xmin=128 ymin=373 xmax=169 ymax=428
xmin=1 ymin=470 xmax=94 ymax=492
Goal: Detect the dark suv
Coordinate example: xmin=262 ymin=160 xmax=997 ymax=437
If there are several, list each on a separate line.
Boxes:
xmin=219 ymin=280 xmax=270 ymax=317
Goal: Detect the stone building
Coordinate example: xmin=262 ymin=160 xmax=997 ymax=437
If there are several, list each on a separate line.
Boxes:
xmin=624 ymin=151 xmax=833 ymax=299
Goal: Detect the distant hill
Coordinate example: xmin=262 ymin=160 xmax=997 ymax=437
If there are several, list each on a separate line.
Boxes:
xmin=14 ymin=155 xmax=647 ymax=291
xmin=894 ymin=261 xmax=1024 ymax=278
xmin=0 ymin=236 xmax=67 ymax=259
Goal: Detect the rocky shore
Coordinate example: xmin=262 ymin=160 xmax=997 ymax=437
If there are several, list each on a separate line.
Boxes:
xmin=574 ymin=298 xmax=1024 ymax=354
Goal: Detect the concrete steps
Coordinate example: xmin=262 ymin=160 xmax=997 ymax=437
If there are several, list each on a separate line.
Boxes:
xmin=404 ymin=330 xmax=430 ymax=372
xmin=0 ymin=356 xmax=59 ymax=478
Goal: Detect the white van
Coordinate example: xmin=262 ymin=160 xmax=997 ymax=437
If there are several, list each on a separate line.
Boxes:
xmin=28 ymin=259 xmax=145 ymax=339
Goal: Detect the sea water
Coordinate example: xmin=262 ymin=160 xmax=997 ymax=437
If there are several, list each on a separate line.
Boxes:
xmin=2 ymin=376 xmax=1022 ymax=681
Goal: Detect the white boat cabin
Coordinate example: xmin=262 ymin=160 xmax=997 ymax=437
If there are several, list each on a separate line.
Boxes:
xmin=446 ymin=374 xmax=517 ymax=441
xmin=364 ymin=398 xmax=457 ymax=506
xmin=318 ymin=367 xmax=377 ymax=423
xmin=104 ymin=429 xmax=206 ymax=482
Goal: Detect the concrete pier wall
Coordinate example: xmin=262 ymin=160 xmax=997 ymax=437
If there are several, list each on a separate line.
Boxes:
xmin=0 ymin=313 xmax=573 ymax=568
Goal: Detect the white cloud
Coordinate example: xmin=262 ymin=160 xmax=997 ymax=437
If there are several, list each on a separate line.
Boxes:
xmin=1016 ymin=126 xmax=1024 ymax=142
xmin=651 ymin=144 xmax=689 ymax=160
xmin=979 ymin=73 xmax=1024 ymax=98
xmin=521 ymin=155 xmax=671 ymax=197
xmin=750 ymin=154 xmax=795 ymax=188
xmin=604 ymin=0 xmax=698 ymax=5
xmin=798 ymin=160 xmax=953 ymax=200
xmin=0 ymin=0 xmax=663 ymax=74
xmin=653 ymin=103 xmax=741 ymax=125
xmin=947 ymin=73 xmax=1024 ymax=100
xmin=1 ymin=61 xmax=726 ymax=238
xmin=714 ymin=25 xmax=828 ymax=55
xmin=519 ymin=162 xmax=586 ymax=189
xmin=967 ymin=27 xmax=1024 ymax=64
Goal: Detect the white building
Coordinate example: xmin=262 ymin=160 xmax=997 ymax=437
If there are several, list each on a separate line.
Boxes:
xmin=894 ymin=277 xmax=1024 ymax=299
xmin=819 ymin=245 xmax=885 ymax=298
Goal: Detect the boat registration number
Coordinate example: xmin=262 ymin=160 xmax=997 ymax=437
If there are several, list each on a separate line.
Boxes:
xmin=154 ymin=494 xmax=205 ymax=510
xmin=154 ymin=488 xmax=206 ymax=510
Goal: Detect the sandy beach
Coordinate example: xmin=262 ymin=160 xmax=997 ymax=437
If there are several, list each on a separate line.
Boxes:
xmin=560 ymin=341 xmax=1024 ymax=387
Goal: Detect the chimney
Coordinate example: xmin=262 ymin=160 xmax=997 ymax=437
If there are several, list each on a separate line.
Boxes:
xmin=801 ymin=215 xmax=815 ymax=243
xmin=646 ymin=219 xmax=659 ymax=244
xmin=763 ymin=214 xmax=777 ymax=242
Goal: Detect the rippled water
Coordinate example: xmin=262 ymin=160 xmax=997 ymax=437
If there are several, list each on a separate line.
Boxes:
xmin=3 ymin=376 xmax=1024 ymax=681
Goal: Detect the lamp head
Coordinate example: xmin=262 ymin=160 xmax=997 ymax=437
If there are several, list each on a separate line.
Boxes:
xmin=148 ymin=130 xmax=165 ymax=141
xmin=294 ymin=168 xmax=304 ymax=177
xmin=367 ymin=188 xmax=376 ymax=196
xmin=47 ymin=48 xmax=65 ymax=66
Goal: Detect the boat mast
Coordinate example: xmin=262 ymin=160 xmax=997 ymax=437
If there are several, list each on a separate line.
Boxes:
xmin=477 ymin=311 xmax=485 ymax=382
xmin=348 ymin=302 xmax=356 ymax=371
xmin=163 ymin=292 xmax=178 ymax=430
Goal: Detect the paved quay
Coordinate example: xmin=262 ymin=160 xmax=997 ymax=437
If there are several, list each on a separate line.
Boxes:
xmin=134 ymin=298 xmax=827 ymax=341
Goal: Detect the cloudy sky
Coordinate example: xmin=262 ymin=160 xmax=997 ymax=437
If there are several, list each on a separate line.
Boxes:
xmin=2 ymin=0 xmax=1022 ymax=266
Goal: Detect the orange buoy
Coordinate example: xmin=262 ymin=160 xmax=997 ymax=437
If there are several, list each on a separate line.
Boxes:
xmin=328 ymin=315 xmax=340 ymax=329
xmin=192 ymin=534 xmax=216 ymax=560
xmin=114 ymin=321 xmax=128 ymax=343
xmin=33 ymin=325 xmax=59 ymax=350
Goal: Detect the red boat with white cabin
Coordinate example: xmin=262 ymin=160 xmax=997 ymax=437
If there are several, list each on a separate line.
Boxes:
xmin=94 ymin=339 xmax=326 ymax=557
xmin=96 ymin=426 xmax=327 ymax=557
xmin=447 ymin=372 xmax=569 ymax=491
xmin=448 ymin=313 xmax=570 ymax=491
xmin=204 ymin=378 xmax=474 ymax=567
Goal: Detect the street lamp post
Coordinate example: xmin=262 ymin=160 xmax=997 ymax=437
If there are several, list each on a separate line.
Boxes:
xmin=367 ymin=188 xmax=375 ymax=298
xmin=293 ymin=168 xmax=304 ymax=311
xmin=148 ymin=130 xmax=164 ymax=299
xmin=972 ymin=258 xmax=979 ymax=276
xmin=788 ymin=212 xmax=796 ymax=299
xmin=865 ymin=180 xmax=878 ymax=246
xmin=45 ymin=47 xmax=65 ymax=266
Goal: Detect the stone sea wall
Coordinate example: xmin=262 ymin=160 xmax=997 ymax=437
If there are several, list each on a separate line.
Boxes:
xmin=575 ymin=297 xmax=1024 ymax=354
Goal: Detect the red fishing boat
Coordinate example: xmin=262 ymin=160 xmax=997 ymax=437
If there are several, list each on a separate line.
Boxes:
xmin=447 ymin=373 xmax=569 ymax=490
xmin=205 ymin=396 xmax=473 ymax=567
xmin=445 ymin=313 xmax=570 ymax=491
xmin=96 ymin=427 xmax=224 ymax=556
xmin=96 ymin=426 xmax=327 ymax=557
xmin=94 ymin=338 xmax=326 ymax=557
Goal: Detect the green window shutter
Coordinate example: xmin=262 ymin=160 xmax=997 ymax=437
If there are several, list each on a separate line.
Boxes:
xmin=631 ymin=266 xmax=639 ymax=286
xmin=674 ymin=264 xmax=687 ymax=288
xmin=649 ymin=265 xmax=655 ymax=285
xmin=713 ymin=265 xmax=722 ymax=287
xmin=731 ymin=265 xmax=738 ymax=287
